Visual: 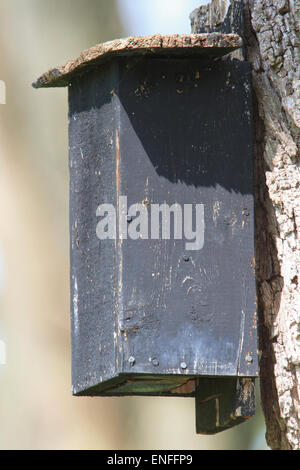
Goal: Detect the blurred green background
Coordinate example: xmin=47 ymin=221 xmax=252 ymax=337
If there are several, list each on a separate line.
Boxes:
xmin=0 ymin=0 xmax=267 ymax=449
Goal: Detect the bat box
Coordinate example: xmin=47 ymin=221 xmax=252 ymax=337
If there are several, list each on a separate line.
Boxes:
xmin=34 ymin=33 xmax=258 ymax=434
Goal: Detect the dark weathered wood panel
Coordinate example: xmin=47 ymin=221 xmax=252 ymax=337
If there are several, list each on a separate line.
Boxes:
xmin=195 ymin=377 xmax=255 ymax=433
xmin=68 ymin=57 xmax=257 ymax=397
xmin=69 ymin=62 xmax=119 ymax=394
xmin=118 ymin=58 xmax=256 ymax=379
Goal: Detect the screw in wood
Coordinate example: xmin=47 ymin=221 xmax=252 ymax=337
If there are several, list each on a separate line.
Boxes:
xmin=246 ymin=354 xmax=253 ymax=363
xmin=128 ymin=356 xmax=135 ymax=366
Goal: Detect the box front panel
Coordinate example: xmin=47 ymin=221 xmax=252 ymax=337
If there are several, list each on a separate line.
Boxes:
xmin=117 ymin=58 xmax=257 ymax=378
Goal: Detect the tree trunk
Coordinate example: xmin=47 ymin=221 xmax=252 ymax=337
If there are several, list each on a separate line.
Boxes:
xmin=191 ymin=0 xmax=300 ymax=450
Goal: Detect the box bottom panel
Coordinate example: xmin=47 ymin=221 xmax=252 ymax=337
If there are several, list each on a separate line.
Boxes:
xmin=73 ymin=374 xmax=256 ymax=397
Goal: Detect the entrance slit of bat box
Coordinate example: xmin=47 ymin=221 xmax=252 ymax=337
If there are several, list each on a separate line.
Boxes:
xmin=33 ymin=33 xmax=258 ymax=434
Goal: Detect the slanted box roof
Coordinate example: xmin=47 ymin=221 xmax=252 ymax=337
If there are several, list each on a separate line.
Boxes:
xmin=33 ymin=33 xmax=242 ymax=88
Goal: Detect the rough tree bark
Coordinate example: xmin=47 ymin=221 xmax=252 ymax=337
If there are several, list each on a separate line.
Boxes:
xmin=191 ymin=0 xmax=299 ymax=450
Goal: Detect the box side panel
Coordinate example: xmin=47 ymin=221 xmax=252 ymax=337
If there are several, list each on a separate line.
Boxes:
xmin=68 ymin=63 xmax=119 ymax=394
xmin=117 ymin=58 xmax=257 ymax=378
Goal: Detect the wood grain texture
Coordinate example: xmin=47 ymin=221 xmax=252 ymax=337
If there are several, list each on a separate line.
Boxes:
xmin=32 ymin=33 xmax=242 ymax=89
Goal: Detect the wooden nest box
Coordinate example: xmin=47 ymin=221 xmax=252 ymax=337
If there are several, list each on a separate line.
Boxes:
xmin=34 ymin=33 xmax=258 ymax=434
